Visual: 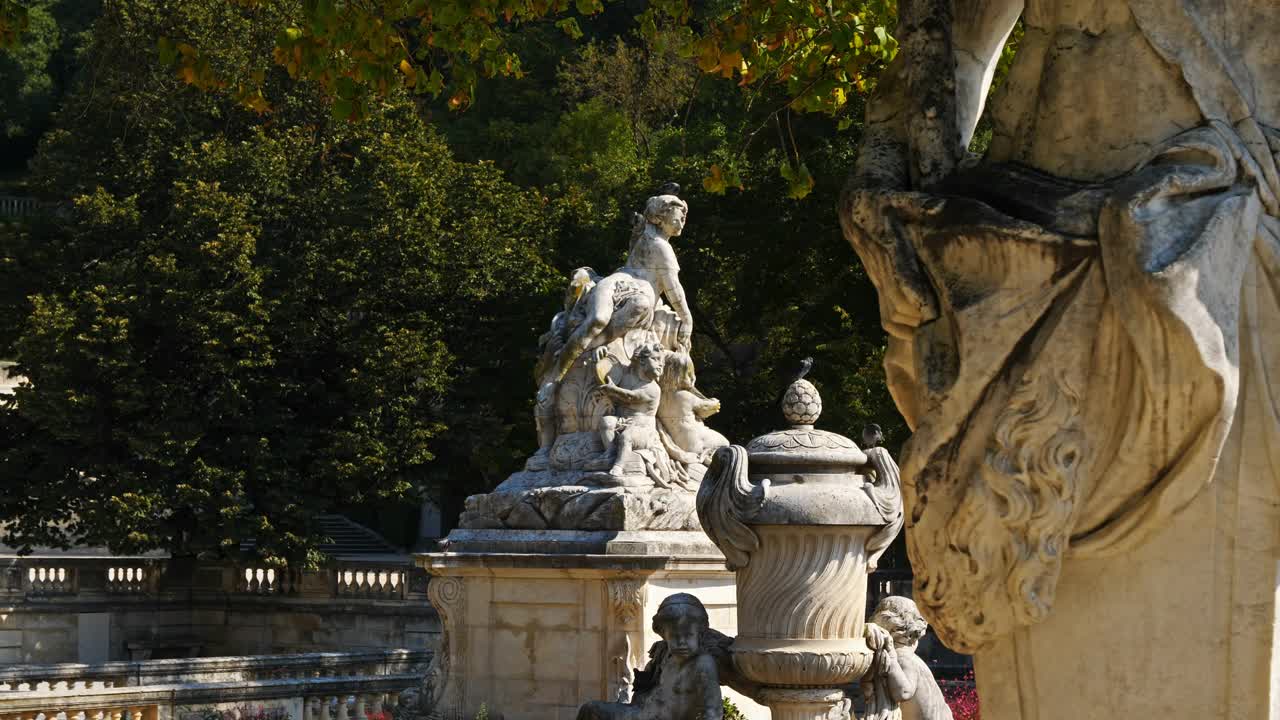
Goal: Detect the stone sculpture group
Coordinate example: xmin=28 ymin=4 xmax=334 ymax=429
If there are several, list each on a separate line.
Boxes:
xmin=459 ymin=190 xmax=729 ymax=531
xmin=420 ymin=1 xmax=1280 ymax=715
xmin=580 ymin=591 xmax=953 ymax=720
xmin=571 ymin=370 xmax=948 ymax=720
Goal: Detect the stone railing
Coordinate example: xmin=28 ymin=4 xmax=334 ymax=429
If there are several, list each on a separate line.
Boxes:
xmin=0 ymin=195 xmax=39 ymax=219
xmin=24 ymin=565 xmax=77 ymax=596
xmin=237 ymin=567 xmax=296 ymax=596
xmin=0 ymin=649 xmax=430 ymax=692
xmin=0 ymin=557 xmax=425 ymax=603
xmin=0 ymin=674 xmax=417 ymax=720
xmin=333 ymin=567 xmax=406 ymax=601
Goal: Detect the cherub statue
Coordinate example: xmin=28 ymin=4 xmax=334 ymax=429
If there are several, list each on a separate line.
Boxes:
xmin=658 ymin=351 xmax=729 ymax=465
xmin=862 ymin=596 xmax=953 ymax=720
xmin=597 ymin=343 xmax=666 ymax=481
xmin=577 ymin=593 xmax=724 ymax=720
xmin=550 ymin=194 xmax=693 ymax=382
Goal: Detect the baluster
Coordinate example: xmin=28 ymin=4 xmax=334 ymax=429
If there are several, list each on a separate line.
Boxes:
xmin=354 ymin=693 xmax=366 ymax=720
xmin=319 ymin=697 xmax=334 ymax=720
xmin=112 ymin=710 xmax=124 ymax=720
xmin=386 ymin=692 xmax=400 ymax=709
xmin=335 ymin=695 xmax=349 ymax=720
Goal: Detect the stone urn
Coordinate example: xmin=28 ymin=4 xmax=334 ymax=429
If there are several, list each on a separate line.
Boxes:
xmin=697 ymin=378 xmax=902 ymax=720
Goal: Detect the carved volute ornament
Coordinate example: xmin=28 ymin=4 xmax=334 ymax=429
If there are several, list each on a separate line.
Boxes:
xmin=697 ymin=376 xmax=903 ymax=720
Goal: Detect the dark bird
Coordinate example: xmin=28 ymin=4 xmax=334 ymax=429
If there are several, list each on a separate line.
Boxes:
xmin=791 ymin=356 xmax=814 ymax=385
xmin=862 ymin=424 xmax=885 ymax=449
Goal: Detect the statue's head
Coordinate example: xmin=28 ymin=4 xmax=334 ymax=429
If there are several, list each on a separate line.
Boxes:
xmin=634 ymin=343 xmax=666 ymax=382
xmin=872 ymin=596 xmax=928 ymax=649
xmin=660 ymin=351 xmax=696 ymax=391
xmin=644 ymin=194 xmax=688 ymax=238
xmin=653 ymin=593 xmax=710 ymax=660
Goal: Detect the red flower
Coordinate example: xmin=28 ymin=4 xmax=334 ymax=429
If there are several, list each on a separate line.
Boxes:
xmin=942 ymin=671 xmax=980 ymax=720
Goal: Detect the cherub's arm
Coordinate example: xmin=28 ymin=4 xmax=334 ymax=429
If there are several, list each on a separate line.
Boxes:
xmin=596 ymin=381 xmax=640 ymax=404
xmin=691 ymin=395 xmax=720 ymax=419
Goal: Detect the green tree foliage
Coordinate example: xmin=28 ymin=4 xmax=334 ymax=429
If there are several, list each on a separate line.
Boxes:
xmin=0 ymin=1 xmax=911 ymax=555
xmin=0 ymin=0 xmax=557 ymax=561
xmin=158 ymin=1 xmax=897 ymax=141
xmin=437 ymin=25 xmax=900 ymax=450
xmin=0 ymin=0 xmax=98 ymax=165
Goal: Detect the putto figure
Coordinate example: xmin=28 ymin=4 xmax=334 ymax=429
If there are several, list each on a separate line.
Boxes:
xmin=576 ymin=593 xmax=724 ymax=720
xmin=657 ymin=351 xmax=729 ymax=465
xmin=862 ymin=597 xmax=953 ymax=720
xmin=598 ymin=343 xmax=666 ymax=482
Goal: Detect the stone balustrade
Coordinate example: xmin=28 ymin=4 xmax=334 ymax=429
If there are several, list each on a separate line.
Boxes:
xmin=0 ymin=674 xmax=417 ymax=720
xmin=105 ymin=568 xmax=151 ymax=595
xmin=24 ymin=566 xmax=76 ymax=597
xmin=0 ymin=556 xmax=436 ymax=664
xmin=0 ymin=650 xmax=430 ymax=692
xmin=1 ymin=558 xmax=424 ymax=603
xmin=332 ymin=569 xmax=404 ymax=601
xmin=0 ymin=196 xmax=39 ymax=219
xmin=237 ymin=568 xmax=292 ymax=596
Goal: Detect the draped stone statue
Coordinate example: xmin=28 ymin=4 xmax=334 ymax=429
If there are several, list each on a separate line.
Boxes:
xmin=460 ymin=188 xmax=730 ymax=531
xmin=841 ymin=2 xmax=1280 ymax=719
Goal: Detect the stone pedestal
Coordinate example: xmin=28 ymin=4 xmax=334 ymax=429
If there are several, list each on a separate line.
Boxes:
xmin=416 ymin=530 xmax=768 ymax=720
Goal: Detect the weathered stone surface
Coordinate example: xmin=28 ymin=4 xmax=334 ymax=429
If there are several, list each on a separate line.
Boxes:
xmin=463 ymin=188 xmax=730 ymax=531
xmin=576 ymin=594 xmax=727 ymax=720
xmin=459 ymin=484 xmax=701 ymax=532
xmin=862 ymin=597 xmax=952 ymax=720
xmin=842 ymin=2 xmax=1280 ymax=718
xmin=413 ymin=540 xmax=768 ymax=720
xmin=696 ymin=380 xmax=902 ymax=720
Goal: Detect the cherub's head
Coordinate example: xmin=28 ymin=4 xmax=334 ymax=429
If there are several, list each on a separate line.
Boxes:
xmin=653 ymin=593 xmax=710 ymax=662
xmin=660 ymin=351 xmax=696 ymax=391
xmin=871 ymin=596 xmax=928 ymax=650
xmin=644 ymin=194 xmax=688 ymax=238
xmin=633 ymin=343 xmax=666 ymax=382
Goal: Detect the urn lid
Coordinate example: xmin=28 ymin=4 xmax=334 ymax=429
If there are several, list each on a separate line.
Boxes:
xmin=745 ymin=378 xmax=868 ymax=468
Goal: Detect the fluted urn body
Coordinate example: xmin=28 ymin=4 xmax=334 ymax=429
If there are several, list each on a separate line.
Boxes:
xmin=697 ymin=379 xmax=902 ymax=720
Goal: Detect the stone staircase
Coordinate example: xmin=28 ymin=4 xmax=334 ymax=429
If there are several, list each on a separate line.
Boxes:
xmin=316 ymin=514 xmax=401 ymax=556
